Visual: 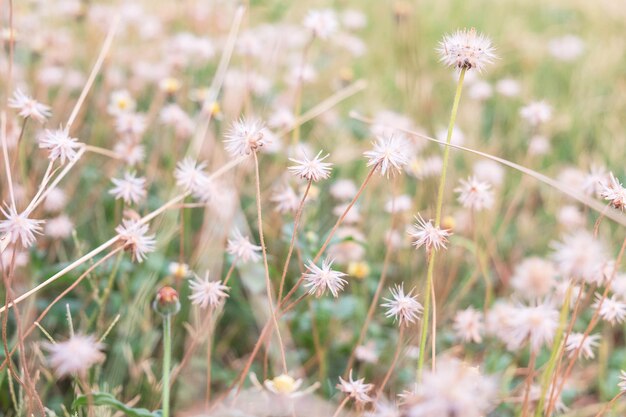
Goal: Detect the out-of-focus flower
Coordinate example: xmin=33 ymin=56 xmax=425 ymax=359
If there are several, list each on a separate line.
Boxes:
xmin=8 ymin=89 xmax=51 ymax=123
xmin=115 ymin=219 xmax=156 ymax=262
xmin=44 ymin=334 xmax=105 ymax=378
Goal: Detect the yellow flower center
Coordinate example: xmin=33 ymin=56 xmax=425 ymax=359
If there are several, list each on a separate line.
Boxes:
xmin=348 ymin=261 xmax=370 ymax=279
xmin=271 ymin=374 xmax=297 ymax=393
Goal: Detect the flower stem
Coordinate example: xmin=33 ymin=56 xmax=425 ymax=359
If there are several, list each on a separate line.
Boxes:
xmin=417 ymin=67 xmax=466 ymax=381
xmin=162 ymin=314 xmax=172 ymax=417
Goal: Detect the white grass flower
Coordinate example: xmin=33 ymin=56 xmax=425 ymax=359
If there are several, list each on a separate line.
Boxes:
xmin=565 ymin=333 xmax=600 ymax=360
xmin=408 ymin=214 xmax=451 ymax=252
xmin=226 ymin=229 xmax=262 ymax=263
xmin=8 ymin=89 xmax=51 ymax=123
xmin=454 ymin=176 xmax=494 ymax=211
xmin=174 ymin=157 xmax=208 ymax=194
xmin=453 ymin=307 xmax=484 ymax=343
xmin=0 ymin=205 xmax=44 ymax=248
xmin=600 ymin=172 xmax=626 ymax=211
xmin=39 ymin=127 xmax=82 ymax=164
xmin=303 ymin=9 xmax=338 ymax=40
xmin=115 ymin=219 xmax=156 ymax=263
xmin=188 ymin=271 xmax=229 ymax=310
xmin=223 ymin=117 xmax=266 ymax=157
xmin=109 ymin=171 xmax=147 ymax=204
xmin=303 ymin=258 xmax=348 ymax=298
xmin=381 ymin=284 xmax=423 ymax=326
xmin=594 ymin=293 xmax=626 ymax=325
xmin=288 ymin=150 xmax=332 ymax=182
xmin=113 ymin=140 xmax=145 ymax=166
xmin=337 ymin=370 xmax=374 ymax=404
xmin=437 ymin=28 xmax=496 ymax=72
xmin=43 ymin=334 xmax=105 ymax=377
xmin=520 ymin=101 xmax=553 ymax=126
xmin=364 ymin=134 xmax=410 ymax=177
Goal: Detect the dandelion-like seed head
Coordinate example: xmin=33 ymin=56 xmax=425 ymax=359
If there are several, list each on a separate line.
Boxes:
xmin=0 ymin=205 xmax=44 ymax=248
xmin=437 ymin=28 xmax=496 ymax=72
xmin=288 ymin=150 xmax=333 ymax=182
xmin=115 ymin=219 xmax=156 ymax=263
xmin=8 ymin=89 xmax=51 ymax=123
xmin=109 ymin=171 xmax=147 ymax=205
xmin=408 ymin=214 xmax=451 ymax=253
xmin=303 ymin=257 xmax=348 ymax=297
xmin=188 ymin=271 xmax=229 ymax=310
xmin=381 ymin=283 xmax=423 ymax=326
xmin=363 ymin=134 xmax=410 ymax=178
xmin=454 ymin=176 xmax=495 ymax=211
xmin=223 ymin=117 xmax=266 ymax=157
xmin=39 ymin=127 xmax=82 ymax=165
xmin=337 ymin=370 xmax=374 ymax=404
xmin=600 ymin=172 xmax=626 ymax=211
xmin=226 ymin=228 xmax=262 ymax=264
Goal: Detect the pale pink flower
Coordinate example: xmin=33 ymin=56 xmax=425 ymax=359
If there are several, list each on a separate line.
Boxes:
xmin=115 ymin=219 xmax=156 ymax=262
xmin=188 ymin=271 xmax=229 ymax=310
xmin=8 ymin=89 xmax=51 ymax=123
xmin=44 ymin=334 xmax=105 ymax=377
xmin=303 ymin=258 xmax=347 ymax=298
xmin=337 ymin=370 xmax=374 ymax=404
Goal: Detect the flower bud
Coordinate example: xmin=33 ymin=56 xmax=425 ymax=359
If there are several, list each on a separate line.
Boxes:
xmin=153 ymin=286 xmax=181 ymax=316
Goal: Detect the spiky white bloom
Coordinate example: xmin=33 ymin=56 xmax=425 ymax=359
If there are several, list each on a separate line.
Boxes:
xmin=223 ymin=117 xmax=266 ymax=157
xmin=226 ymin=229 xmax=262 ymax=263
xmin=565 ymin=332 xmax=600 ymax=360
xmin=109 ymin=172 xmax=147 ymax=204
xmin=505 ymin=303 xmax=559 ymax=352
xmin=43 ymin=334 xmax=105 ymax=377
xmin=337 ymin=370 xmax=374 ymax=404
xmin=115 ymin=219 xmax=156 ymax=263
xmin=270 ymin=184 xmax=300 ymax=214
xmin=619 ymin=371 xmax=626 ymax=392
xmin=303 ymin=9 xmax=338 ymax=40
xmin=454 ymin=176 xmax=494 ymax=211
xmin=437 ymin=28 xmax=496 ymax=72
xmin=8 ymin=89 xmax=51 ymax=123
xmin=408 ymin=214 xmax=451 ymax=252
xmin=600 ymin=172 xmax=626 ymax=211
xmin=288 ymin=150 xmax=333 ymax=182
xmin=0 ymin=205 xmax=44 ymax=248
xmin=303 ymin=258 xmax=348 ymax=298
xmin=381 ymin=284 xmax=423 ymax=326
xmin=593 ymin=293 xmax=626 ymax=325
xmin=188 ymin=271 xmax=229 ymax=310
xmin=174 ymin=157 xmax=208 ymax=194
xmin=520 ymin=101 xmax=553 ymax=126
xmin=453 ymin=307 xmax=484 ymax=343
xmin=364 ymin=135 xmax=410 ymax=178
xmin=511 ymin=257 xmax=557 ymax=301
xmin=403 ymin=357 xmax=497 ymax=417
xmin=45 ymin=214 xmax=74 ymax=239
xmin=551 ymin=231 xmax=608 ymax=284
xmin=39 ymin=127 xmax=82 ymax=164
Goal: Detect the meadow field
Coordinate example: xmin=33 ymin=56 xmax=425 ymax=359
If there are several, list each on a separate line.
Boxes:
xmin=1 ymin=0 xmax=626 ymax=416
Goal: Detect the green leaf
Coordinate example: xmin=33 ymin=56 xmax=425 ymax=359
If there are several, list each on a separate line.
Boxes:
xmin=72 ymin=392 xmax=159 ymax=417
